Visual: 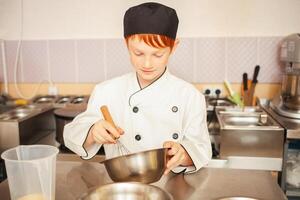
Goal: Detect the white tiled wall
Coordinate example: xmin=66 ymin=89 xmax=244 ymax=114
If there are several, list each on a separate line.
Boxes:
xmin=258 ymin=37 xmax=283 ymax=82
xmin=169 ymin=38 xmax=195 ymax=82
xmin=226 ymin=37 xmax=258 ymax=83
xmin=0 ymin=43 xmax=3 ymax=82
xmin=5 ymin=41 xmax=23 ymax=83
xmin=48 ymin=40 xmax=77 ymax=83
xmin=22 ymin=40 xmax=48 ymax=83
xmin=105 ymin=39 xmax=131 ymax=80
xmin=77 ymin=39 xmax=105 ymax=83
xmin=2 ymin=36 xmax=283 ymax=84
xmin=195 ymin=37 xmax=226 ymax=83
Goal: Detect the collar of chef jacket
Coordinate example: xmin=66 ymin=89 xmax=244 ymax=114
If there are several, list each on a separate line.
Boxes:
xmin=128 ymin=67 xmax=170 ymax=106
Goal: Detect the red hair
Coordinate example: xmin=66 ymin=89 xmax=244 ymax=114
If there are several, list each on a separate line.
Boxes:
xmin=125 ymin=34 xmax=175 ymax=50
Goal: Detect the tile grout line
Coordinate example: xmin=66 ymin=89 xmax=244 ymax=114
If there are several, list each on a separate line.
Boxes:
xmin=193 ymin=38 xmax=197 ymax=83
xmin=103 ymin=39 xmax=107 ymax=81
xmin=46 ymin=40 xmax=52 ymax=84
xmin=224 ymin=37 xmax=228 ymax=81
xmin=74 ymin=40 xmax=79 ymax=83
xmin=256 ymin=37 xmax=260 ymax=65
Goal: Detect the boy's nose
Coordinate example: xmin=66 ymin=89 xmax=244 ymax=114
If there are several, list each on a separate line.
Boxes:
xmin=144 ymin=58 xmax=151 ymax=68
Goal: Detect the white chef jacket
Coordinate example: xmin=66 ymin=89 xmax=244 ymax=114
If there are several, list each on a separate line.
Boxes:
xmin=64 ymin=69 xmax=212 ymax=173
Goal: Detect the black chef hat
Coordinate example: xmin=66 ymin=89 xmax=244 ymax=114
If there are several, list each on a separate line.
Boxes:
xmin=123 ymin=2 xmax=179 ymax=40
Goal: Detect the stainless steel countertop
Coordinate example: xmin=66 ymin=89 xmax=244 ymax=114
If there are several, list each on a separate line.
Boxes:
xmin=261 ymin=102 xmax=300 ymax=139
xmin=0 ymin=156 xmax=287 ymax=200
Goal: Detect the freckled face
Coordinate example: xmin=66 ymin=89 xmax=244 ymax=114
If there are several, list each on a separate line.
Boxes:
xmin=127 ymin=37 xmax=172 ymax=88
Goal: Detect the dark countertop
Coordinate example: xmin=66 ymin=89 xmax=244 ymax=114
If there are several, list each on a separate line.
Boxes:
xmin=0 ymin=157 xmax=287 ymax=200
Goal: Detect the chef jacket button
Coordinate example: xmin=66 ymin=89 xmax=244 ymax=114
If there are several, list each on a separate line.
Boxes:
xmin=133 ymin=106 xmax=139 ymax=113
xmin=171 ymin=106 xmax=178 ymax=113
xmin=135 ymin=134 xmax=141 ymax=141
xmin=172 ymin=133 xmax=179 ymax=140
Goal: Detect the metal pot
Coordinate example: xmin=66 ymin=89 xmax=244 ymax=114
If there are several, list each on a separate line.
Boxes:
xmin=79 ymin=182 xmax=173 ymax=200
xmin=102 ymin=148 xmax=168 ymax=184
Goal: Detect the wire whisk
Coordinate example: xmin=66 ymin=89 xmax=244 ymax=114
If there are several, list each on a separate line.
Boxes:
xmin=116 ymin=140 xmax=131 ymax=156
xmin=100 ymin=105 xmax=131 ymax=156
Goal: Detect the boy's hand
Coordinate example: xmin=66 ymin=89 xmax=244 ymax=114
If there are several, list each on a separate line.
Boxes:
xmin=84 ymin=120 xmax=124 ymax=149
xmin=163 ymin=141 xmax=193 ymax=175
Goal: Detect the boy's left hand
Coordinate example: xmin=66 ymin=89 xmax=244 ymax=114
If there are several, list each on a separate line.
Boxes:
xmin=163 ymin=141 xmax=193 ymax=175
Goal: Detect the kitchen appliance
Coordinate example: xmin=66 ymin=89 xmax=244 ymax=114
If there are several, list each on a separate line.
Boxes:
xmin=32 ymin=95 xmax=89 ymax=108
xmin=259 ymin=33 xmax=300 ymax=197
xmin=32 ymin=95 xmax=57 ymax=104
xmin=270 ymin=33 xmax=300 ymax=119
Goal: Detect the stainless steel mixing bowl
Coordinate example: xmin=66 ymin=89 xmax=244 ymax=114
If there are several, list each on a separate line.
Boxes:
xmin=218 ymin=198 xmax=260 ymax=200
xmin=79 ymin=182 xmax=173 ymax=200
xmin=101 ymin=148 xmax=168 ymax=184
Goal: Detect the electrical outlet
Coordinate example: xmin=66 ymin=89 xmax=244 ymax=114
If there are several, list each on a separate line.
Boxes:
xmin=48 ymin=85 xmax=58 ymax=95
xmin=214 ymin=88 xmax=222 ymax=96
xmin=203 ymin=87 xmax=222 ymax=97
xmin=203 ymin=88 xmax=213 ymax=96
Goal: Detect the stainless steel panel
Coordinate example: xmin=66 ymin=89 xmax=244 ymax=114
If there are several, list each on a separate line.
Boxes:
xmin=0 ymin=106 xmax=55 ymax=154
xmin=0 ymin=122 xmax=19 ymax=154
xmin=261 ymin=102 xmax=300 ymax=139
xmin=216 ymin=106 xmax=285 ymax=159
xmin=217 ymin=107 xmax=282 ymax=130
xmin=220 ymin=129 xmax=284 ymax=158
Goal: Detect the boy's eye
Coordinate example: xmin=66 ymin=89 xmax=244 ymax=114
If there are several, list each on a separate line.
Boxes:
xmin=154 ymin=53 xmax=163 ymax=57
xmin=134 ymin=52 xmax=143 ymax=56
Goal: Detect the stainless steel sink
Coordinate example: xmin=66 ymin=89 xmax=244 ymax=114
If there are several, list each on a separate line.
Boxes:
xmin=0 ymin=104 xmax=46 ymax=122
xmin=216 ymin=106 xmax=284 ymax=159
xmin=216 ymin=107 xmax=280 ymax=130
xmin=31 ymin=95 xmax=89 ymax=108
xmin=206 ymin=97 xmax=235 ymax=111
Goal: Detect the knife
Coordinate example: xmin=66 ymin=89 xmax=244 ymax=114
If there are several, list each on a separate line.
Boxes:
xmin=243 ymin=73 xmax=248 ymax=91
xmin=252 ymin=65 xmax=260 ymax=84
xmin=248 ymin=65 xmax=260 ymax=105
xmin=242 ymin=73 xmax=250 ymax=106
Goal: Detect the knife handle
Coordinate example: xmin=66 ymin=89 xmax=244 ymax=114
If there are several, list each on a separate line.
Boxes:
xmin=243 ymin=73 xmax=248 ymax=91
xmin=252 ymin=65 xmax=260 ymax=84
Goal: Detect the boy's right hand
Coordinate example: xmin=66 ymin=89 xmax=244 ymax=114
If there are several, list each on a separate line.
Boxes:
xmin=85 ymin=120 xmax=124 ymax=148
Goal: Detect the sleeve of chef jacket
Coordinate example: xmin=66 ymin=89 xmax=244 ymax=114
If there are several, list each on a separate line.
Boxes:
xmin=63 ymin=85 xmax=103 ymax=159
xmin=173 ymin=90 xmax=212 ymax=174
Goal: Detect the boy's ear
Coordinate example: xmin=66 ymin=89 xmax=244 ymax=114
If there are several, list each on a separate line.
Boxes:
xmin=171 ymin=39 xmax=180 ymax=54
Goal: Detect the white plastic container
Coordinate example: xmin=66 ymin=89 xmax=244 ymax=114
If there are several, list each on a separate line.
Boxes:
xmin=1 ymin=145 xmax=59 ymax=200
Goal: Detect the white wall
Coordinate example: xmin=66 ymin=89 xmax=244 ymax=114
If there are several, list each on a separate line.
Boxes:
xmin=0 ymin=0 xmax=300 ymax=40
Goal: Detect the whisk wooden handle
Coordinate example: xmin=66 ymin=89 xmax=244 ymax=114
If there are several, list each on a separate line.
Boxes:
xmin=100 ymin=105 xmax=117 ymax=129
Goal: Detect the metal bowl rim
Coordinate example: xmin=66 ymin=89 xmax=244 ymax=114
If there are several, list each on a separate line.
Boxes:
xmin=100 ymin=147 xmax=167 ymax=164
xmin=217 ymin=197 xmax=261 ymax=200
xmin=78 ymin=182 xmax=173 ymax=200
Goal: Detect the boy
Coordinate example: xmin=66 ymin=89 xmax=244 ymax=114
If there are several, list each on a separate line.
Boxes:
xmin=64 ymin=2 xmax=211 ymax=174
